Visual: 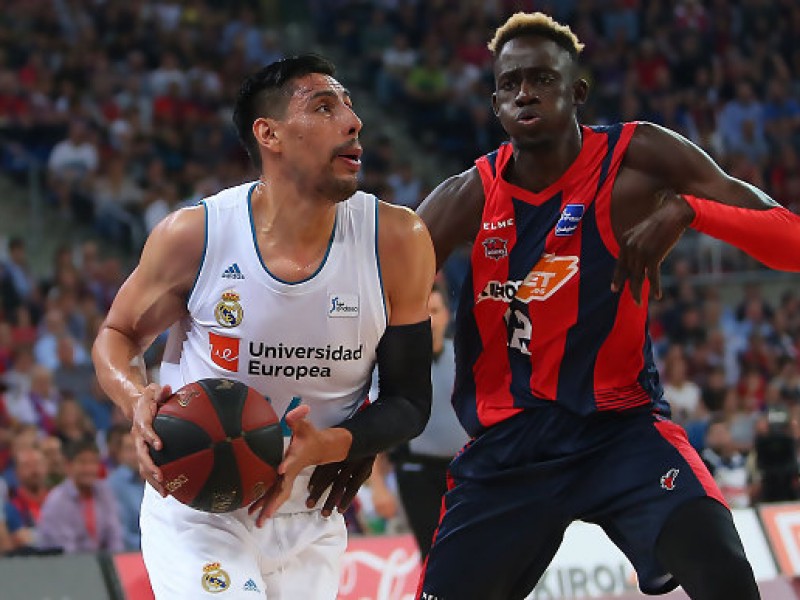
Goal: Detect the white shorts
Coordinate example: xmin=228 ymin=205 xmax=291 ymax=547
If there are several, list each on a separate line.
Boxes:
xmin=140 ymin=471 xmax=347 ymax=600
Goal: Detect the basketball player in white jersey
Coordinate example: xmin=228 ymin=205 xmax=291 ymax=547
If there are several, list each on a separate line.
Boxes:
xmin=92 ymin=55 xmax=435 ymax=599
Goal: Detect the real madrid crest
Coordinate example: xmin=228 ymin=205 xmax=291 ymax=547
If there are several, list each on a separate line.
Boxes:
xmin=201 ymin=562 xmax=230 ymax=593
xmin=215 ymin=290 xmax=244 ymax=328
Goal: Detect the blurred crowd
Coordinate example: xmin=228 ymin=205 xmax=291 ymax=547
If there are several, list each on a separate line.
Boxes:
xmin=0 ymin=0 xmax=798 ymax=558
xmin=312 ymin=0 xmax=800 ymax=224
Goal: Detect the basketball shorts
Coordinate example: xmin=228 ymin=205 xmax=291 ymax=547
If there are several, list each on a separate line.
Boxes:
xmin=141 ymin=469 xmax=346 ymax=599
xmin=417 ymin=408 xmax=727 ymax=600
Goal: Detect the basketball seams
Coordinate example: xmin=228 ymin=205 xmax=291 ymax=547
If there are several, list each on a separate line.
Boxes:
xmin=198 ymin=378 xmax=247 ymax=439
xmin=153 ymin=378 xmax=282 ymax=512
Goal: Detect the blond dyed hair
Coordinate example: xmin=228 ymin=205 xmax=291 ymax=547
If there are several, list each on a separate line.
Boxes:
xmin=488 ymin=12 xmax=584 ymax=58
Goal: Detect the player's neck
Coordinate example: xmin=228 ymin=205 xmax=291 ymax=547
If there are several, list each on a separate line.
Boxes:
xmin=252 ymin=178 xmax=337 ymax=247
xmin=250 ymin=180 xmax=337 ymax=282
xmin=508 ymin=123 xmax=582 ymax=193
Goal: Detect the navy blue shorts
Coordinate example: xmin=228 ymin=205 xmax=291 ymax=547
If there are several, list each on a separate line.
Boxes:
xmin=417 ymin=407 xmax=725 ymax=600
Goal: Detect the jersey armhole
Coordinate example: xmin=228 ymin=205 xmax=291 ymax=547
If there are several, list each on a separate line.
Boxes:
xmin=595 ymin=122 xmax=638 ymax=257
xmin=185 ymin=200 xmax=208 ymax=307
xmin=374 ymin=197 xmax=388 ymax=325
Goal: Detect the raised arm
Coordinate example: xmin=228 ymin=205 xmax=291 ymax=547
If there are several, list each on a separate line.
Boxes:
xmin=612 ymin=123 xmax=800 ymax=302
xmin=417 ymin=167 xmax=484 ymax=271
xmin=92 ymin=205 xmax=204 ymax=491
xmin=625 ymin=122 xmax=776 ymax=209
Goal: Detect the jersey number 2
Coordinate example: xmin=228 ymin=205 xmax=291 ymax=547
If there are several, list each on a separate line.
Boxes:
xmin=505 ymin=308 xmax=532 ymax=355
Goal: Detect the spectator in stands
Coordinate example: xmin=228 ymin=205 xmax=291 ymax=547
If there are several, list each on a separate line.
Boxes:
xmin=718 ymin=82 xmax=766 ymax=158
xmin=107 ymin=431 xmax=143 ymax=550
xmin=404 ymin=49 xmax=448 ymax=131
xmin=376 ymin=33 xmax=417 ymax=105
xmin=751 ymin=405 xmax=799 ymax=503
xmin=5 ymin=365 xmax=58 ymax=436
xmin=53 ymin=395 xmax=95 ymax=447
xmin=5 ymin=446 xmax=49 ymax=551
xmin=90 ymin=155 xmax=144 ymax=250
xmin=40 ymin=435 xmax=65 ymax=488
xmin=53 ymin=336 xmax=94 ymax=404
xmin=1 ymin=425 xmax=39 ymax=487
xmin=103 ymin=423 xmax=129 ymax=472
xmin=387 ymin=161 xmax=423 ymax=209
xmin=34 ymin=309 xmax=89 ymax=372
xmin=661 ymin=346 xmax=704 ymax=425
xmin=1 ymin=238 xmax=38 ymax=319
xmin=46 ymin=119 xmax=98 ymax=220
xmin=0 ymin=498 xmax=12 ymax=556
xmin=702 ymin=417 xmax=751 ymax=509
xmin=37 ymin=439 xmax=123 ymax=554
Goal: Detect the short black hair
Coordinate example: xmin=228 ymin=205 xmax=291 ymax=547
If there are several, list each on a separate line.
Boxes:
xmin=232 ymin=54 xmax=336 ymax=170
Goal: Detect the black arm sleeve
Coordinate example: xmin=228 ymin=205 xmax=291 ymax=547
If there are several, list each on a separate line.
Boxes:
xmin=337 ymin=320 xmax=432 ymax=459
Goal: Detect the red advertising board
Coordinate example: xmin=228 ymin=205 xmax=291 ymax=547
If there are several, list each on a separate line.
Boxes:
xmin=339 ymin=535 xmax=421 ymax=600
xmin=113 ymin=552 xmax=155 ymax=600
xmin=113 ymin=535 xmax=421 ymax=600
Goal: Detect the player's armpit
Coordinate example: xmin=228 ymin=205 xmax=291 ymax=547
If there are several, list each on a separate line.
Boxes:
xmin=683 ymin=195 xmax=800 ymax=272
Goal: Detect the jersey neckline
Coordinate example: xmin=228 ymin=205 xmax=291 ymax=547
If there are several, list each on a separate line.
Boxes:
xmin=495 ymin=126 xmax=593 ymax=205
xmin=246 ymin=182 xmax=338 ymax=286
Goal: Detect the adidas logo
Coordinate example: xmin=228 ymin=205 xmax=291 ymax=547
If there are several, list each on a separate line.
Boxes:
xmin=222 ymin=263 xmax=245 ymax=279
xmin=243 ymin=578 xmax=260 ymax=593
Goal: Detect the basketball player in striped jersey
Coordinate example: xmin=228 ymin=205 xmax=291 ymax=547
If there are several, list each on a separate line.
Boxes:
xmin=416 ymin=13 xmax=800 ymax=600
xmin=92 ymin=55 xmax=435 ymax=599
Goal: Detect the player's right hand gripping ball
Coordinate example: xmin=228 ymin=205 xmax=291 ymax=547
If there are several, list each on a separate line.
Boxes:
xmin=149 ymin=378 xmax=283 ymax=513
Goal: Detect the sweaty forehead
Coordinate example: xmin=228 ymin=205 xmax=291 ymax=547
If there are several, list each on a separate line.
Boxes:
xmin=291 ymin=73 xmax=348 ymax=101
xmin=495 ymin=36 xmax=573 ymax=77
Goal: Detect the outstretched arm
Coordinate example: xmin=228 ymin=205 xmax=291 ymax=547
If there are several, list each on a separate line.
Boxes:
xmin=612 ymin=123 xmax=800 ymax=302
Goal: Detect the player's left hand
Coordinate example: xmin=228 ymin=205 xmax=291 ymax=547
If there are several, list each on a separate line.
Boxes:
xmin=250 ymin=405 xmax=341 ymax=526
xmin=306 ymin=455 xmax=376 ymax=517
xmin=611 ymin=191 xmax=695 ymax=304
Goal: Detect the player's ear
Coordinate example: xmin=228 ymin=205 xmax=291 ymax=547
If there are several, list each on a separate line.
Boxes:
xmin=491 ymin=92 xmax=499 ymax=117
xmin=253 ymin=117 xmax=280 ymax=153
xmin=573 ymin=78 xmax=588 ymax=107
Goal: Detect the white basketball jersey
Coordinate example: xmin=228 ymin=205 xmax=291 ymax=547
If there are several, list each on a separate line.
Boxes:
xmin=159 ymin=181 xmax=387 ymax=433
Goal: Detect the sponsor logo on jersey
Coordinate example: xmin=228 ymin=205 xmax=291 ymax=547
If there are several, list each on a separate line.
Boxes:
xmin=247 ymin=342 xmax=364 ymax=380
xmin=555 ymin=203 xmax=585 ymax=236
xmin=660 ymin=468 xmax=680 ymax=491
xmin=209 ymin=332 xmax=240 ymax=372
xmin=482 ymin=237 xmax=508 ymax=261
xmin=243 ymin=579 xmax=260 ymax=593
xmin=214 ymin=290 xmax=244 ymax=328
xmin=482 ymin=217 xmax=514 ymax=231
xmin=201 ymin=562 xmax=230 ymax=593
xmin=476 ymin=254 xmax=579 ymax=304
xmin=328 ymin=294 xmax=359 ymax=317
xmin=221 ymin=262 xmax=245 ymax=279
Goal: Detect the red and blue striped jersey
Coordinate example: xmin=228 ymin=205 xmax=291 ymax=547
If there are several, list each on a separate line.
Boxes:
xmin=453 ymin=123 xmax=667 ymax=437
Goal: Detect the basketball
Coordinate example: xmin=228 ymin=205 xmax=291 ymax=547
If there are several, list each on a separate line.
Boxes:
xmin=149 ymin=378 xmax=284 ymax=513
